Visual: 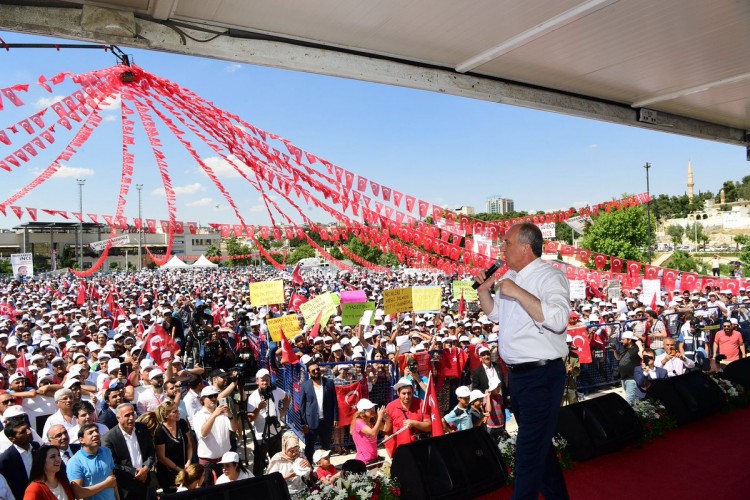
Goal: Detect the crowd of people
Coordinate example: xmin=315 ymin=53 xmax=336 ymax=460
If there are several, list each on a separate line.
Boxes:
xmin=0 ymin=252 xmax=744 ymax=499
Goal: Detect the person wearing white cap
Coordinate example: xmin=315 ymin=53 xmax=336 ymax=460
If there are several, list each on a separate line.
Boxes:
xmin=613 ymin=331 xmax=642 ymax=404
xmin=442 ymin=386 xmax=475 ymax=432
xmin=192 ymin=385 xmax=237 ymax=470
xmin=246 ymin=368 xmax=289 ymax=476
xmin=475 ymin=223 xmax=570 ymax=499
xmin=215 ymin=451 xmax=253 ymax=484
xmin=136 ymin=368 xmax=167 ymax=414
xmin=349 ymin=398 xmax=386 ymax=465
xmin=383 ymin=377 xmax=431 ymax=456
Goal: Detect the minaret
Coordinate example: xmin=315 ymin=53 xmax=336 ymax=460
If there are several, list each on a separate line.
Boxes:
xmin=687 ymin=161 xmax=694 ymax=204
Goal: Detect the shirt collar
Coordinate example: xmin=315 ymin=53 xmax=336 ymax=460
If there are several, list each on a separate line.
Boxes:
xmin=517 ymin=257 xmax=544 ymax=279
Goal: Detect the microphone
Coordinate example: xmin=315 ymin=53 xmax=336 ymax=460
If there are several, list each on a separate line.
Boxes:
xmin=472 ymin=260 xmax=504 ymax=290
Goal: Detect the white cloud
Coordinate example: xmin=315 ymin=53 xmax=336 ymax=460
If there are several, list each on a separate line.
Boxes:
xmin=571 ymin=200 xmax=590 ymax=209
xmin=226 ymin=63 xmax=242 ymax=73
xmin=99 ymin=94 xmax=122 ymax=111
xmin=34 ymin=95 xmax=64 ymax=110
xmin=46 ymin=165 xmax=95 ymax=179
xmin=589 ymin=144 xmax=598 ymax=149
xmin=103 ymin=114 xmax=117 ymax=122
xmin=186 ymin=197 xmax=214 ymax=208
xmin=201 ymin=155 xmax=246 ymax=179
xmin=151 ymin=183 xmax=206 ymax=196
xmin=248 ymin=204 xmax=267 ymax=213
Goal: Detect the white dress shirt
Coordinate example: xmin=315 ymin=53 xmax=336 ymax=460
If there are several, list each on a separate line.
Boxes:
xmin=488 ymin=258 xmax=570 ymax=364
xmin=121 ymin=427 xmax=144 ymax=469
xmin=655 ymin=352 xmax=695 ymax=377
xmin=14 ymin=444 xmax=32 ymax=476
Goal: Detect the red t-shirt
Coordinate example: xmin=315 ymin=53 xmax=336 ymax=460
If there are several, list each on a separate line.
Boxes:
xmin=315 ymin=464 xmax=337 ymax=481
xmin=715 ymin=330 xmax=743 ymax=361
xmin=385 ymin=397 xmax=424 ymax=456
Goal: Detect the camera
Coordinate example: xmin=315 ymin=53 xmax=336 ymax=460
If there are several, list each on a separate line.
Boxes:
xmin=407 ymin=359 xmax=418 ymax=373
xmin=260 ymin=386 xmax=275 ymax=401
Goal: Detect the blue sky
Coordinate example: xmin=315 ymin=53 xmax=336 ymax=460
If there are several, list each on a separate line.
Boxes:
xmin=0 ymin=30 xmax=746 ymax=229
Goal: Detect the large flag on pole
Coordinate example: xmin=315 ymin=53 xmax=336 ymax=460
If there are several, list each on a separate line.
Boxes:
xmin=421 ymin=372 xmax=444 ymax=437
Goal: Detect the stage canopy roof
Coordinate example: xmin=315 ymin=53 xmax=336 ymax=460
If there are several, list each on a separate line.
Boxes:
xmin=1 ymin=0 xmax=749 ymax=149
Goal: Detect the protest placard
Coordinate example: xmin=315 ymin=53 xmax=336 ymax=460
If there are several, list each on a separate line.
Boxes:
xmin=11 ymin=253 xmax=33 ymax=279
xmin=299 ymin=292 xmax=338 ymax=326
xmin=341 ymin=301 xmax=376 ymax=326
xmin=569 ymin=280 xmax=586 ymax=300
xmin=451 ymin=281 xmax=479 ymax=302
xmin=340 ymin=290 xmax=367 ymax=304
xmin=266 ymin=314 xmax=302 ymax=342
xmin=248 ymin=280 xmax=284 ymax=306
xmin=383 ymin=288 xmax=413 ymax=315
xmin=412 ymin=286 xmax=441 ymax=312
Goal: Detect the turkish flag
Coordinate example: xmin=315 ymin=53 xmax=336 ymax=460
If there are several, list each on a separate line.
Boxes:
xmin=76 ymin=283 xmax=86 ymax=306
xmin=288 ymin=293 xmax=308 ymax=312
xmin=560 ymin=244 xmax=575 ymax=256
xmin=335 ymin=380 xmax=368 ymax=426
xmin=0 ymin=303 xmax=15 ymax=320
xmin=575 ymin=248 xmax=591 ymax=264
xmin=568 ymin=326 xmax=592 ymax=364
xmin=187 ymin=222 xmax=197 ymax=235
xmin=680 ymin=272 xmax=699 ymax=292
xmin=144 ymin=323 xmax=180 ymax=366
xmin=421 ymin=373 xmax=444 ymax=437
xmin=291 ymin=263 xmax=304 ymax=285
xmin=593 ymin=253 xmax=607 ymax=270
xmin=146 ymin=219 xmax=156 ymax=233
xmin=308 ymin=311 xmax=323 ymax=339
xmin=279 ymin=329 xmax=300 ymax=365
xmin=726 ymin=279 xmax=740 ymax=296
xmin=438 ymin=346 xmax=466 ymax=379
xmin=644 ymin=265 xmax=660 ymax=280
xmin=544 ymin=241 xmax=559 ymax=254
xmin=627 ymin=261 xmax=642 ymax=278
xmin=610 ymin=257 xmax=624 ymax=274
xmin=662 ymin=268 xmax=678 ymax=291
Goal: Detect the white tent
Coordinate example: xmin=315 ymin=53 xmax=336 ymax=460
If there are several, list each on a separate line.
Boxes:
xmin=192 ymin=254 xmax=219 ymax=268
xmin=160 ymin=255 xmax=190 ymax=268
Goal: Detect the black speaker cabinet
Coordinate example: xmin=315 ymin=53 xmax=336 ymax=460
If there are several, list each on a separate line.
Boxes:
xmin=391 ymin=427 xmax=507 ymax=500
xmin=556 ymin=392 xmax=643 ymax=461
xmin=646 ymin=371 xmax=726 ymax=425
xmin=162 ymin=472 xmax=290 ymax=500
xmin=723 ymin=357 xmax=750 ymax=392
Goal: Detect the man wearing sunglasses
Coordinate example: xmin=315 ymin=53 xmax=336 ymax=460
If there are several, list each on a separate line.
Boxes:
xmin=193 ymin=385 xmax=237 ymax=481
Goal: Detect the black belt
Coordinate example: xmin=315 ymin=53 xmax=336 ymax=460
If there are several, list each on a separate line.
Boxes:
xmin=506 ymin=359 xmax=560 ymax=372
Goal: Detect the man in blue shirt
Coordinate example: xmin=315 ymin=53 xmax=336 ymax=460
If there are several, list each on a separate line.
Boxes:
xmin=67 ymin=423 xmax=119 ymax=500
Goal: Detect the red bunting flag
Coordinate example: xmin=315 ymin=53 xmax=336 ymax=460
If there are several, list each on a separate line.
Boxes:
xmin=594 ymin=253 xmax=607 ymax=270
xmin=610 ymin=257 xmax=624 ymax=274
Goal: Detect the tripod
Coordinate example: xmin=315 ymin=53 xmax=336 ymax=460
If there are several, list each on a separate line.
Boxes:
xmin=250 ymin=393 xmax=281 ymax=477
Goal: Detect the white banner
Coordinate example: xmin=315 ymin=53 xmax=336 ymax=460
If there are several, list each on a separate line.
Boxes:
xmin=565 ymin=215 xmax=593 ymax=235
xmin=539 ymin=223 xmax=556 ymax=240
xmin=10 ymin=253 xmax=33 ymax=279
xmin=569 ymin=280 xmax=586 ymax=300
xmin=90 ymin=235 xmax=130 ymax=253
xmin=640 ymin=279 xmax=661 ymax=306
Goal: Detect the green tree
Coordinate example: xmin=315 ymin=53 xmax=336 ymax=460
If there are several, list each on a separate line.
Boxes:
xmin=0 ymin=259 xmax=11 ymax=275
xmin=287 ymin=244 xmax=316 ymax=264
xmin=740 ymin=246 xmax=750 ymax=270
xmin=329 ymin=246 xmax=344 ymax=261
xmin=580 ymin=205 xmax=653 ymax=262
xmin=109 ymin=262 xmax=119 ymax=271
xmin=205 ymin=243 xmax=222 ymax=258
xmin=684 ymin=222 xmax=704 ymax=246
xmin=666 ymin=225 xmax=684 ymax=246
xmin=665 ymin=250 xmax=703 ymax=272
xmin=734 ymin=234 xmax=749 ymax=250
xmin=555 ymin=222 xmax=574 ymax=245
xmin=716 ymin=180 xmax=738 ymax=203
xmin=225 ymin=237 xmax=251 ymax=267
xmin=378 ymin=252 xmax=400 ymax=267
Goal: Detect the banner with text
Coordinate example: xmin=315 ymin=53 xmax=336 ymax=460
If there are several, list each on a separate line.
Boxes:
xmin=90 ymin=234 xmax=130 ymax=253
xmin=266 ymin=314 xmax=302 ymax=342
xmin=451 ymin=281 xmax=479 ymax=302
xmin=299 ymin=292 xmax=338 ymax=326
xmin=248 ymin=280 xmax=285 ymax=306
xmin=342 ymin=301 xmax=376 ymax=326
xmin=11 ymin=253 xmax=33 ymax=279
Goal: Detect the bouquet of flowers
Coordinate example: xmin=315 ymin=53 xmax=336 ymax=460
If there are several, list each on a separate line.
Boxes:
xmin=713 ymin=377 xmax=750 ymax=410
xmin=497 ymin=433 xmax=573 ymax=484
xmin=632 ymin=399 xmax=677 ymax=441
xmin=306 ymin=473 xmax=401 ymax=500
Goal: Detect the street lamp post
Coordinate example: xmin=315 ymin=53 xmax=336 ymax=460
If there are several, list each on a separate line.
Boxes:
xmin=136 ymin=184 xmax=143 ymax=270
xmin=644 ymin=163 xmax=652 ymax=264
xmin=77 ymin=179 xmax=85 ymax=270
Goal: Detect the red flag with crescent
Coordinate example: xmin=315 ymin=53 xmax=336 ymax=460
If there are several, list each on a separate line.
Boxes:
xmin=610 ymin=257 xmax=624 ymax=274
xmin=627 ymin=261 xmax=642 ymax=278
xmin=594 ymin=253 xmax=607 ymax=270
xmin=644 ymin=265 xmax=660 ymax=280
xmin=568 ymin=326 xmax=592 ymax=364
xmin=662 ymin=268 xmax=678 ymax=291
xmin=335 ymin=379 xmax=368 ymax=426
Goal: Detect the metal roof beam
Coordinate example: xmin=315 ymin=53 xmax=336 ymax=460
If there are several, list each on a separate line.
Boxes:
xmin=0 ymin=4 xmax=746 ymax=148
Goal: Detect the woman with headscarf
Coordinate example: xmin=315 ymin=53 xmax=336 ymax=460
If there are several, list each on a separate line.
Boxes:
xmin=266 ymin=431 xmax=312 ymax=495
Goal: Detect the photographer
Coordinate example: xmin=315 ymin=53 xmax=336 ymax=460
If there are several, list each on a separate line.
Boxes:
xmin=404 ymin=355 xmax=428 ymax=400
xmin=656 ymin=338 xmax=695 ymax=377
xmin=633 ymin=348 xmax=667 ymax=399
xmin=246 ymin=368 xmax=289 ymax=477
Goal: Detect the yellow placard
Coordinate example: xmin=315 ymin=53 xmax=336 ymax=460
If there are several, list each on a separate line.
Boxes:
xmin=451 ymin=281 xmax=479 ymax=302
xmin=248 ymin=280 xmax=285 ymax=307
xmin=412 ymin=286 xmax=442 ymax=312
xmin=383 ymin=287 xmax=413 ymax=315
xmin=299 ymin=292 xmax=337 ymax=326
xmin=266 ymin=314 xmax=302 ymax=342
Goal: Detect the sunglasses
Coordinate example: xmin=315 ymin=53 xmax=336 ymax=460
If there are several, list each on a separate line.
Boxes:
xmin=0 ymin=399 xmax=13 ymax=405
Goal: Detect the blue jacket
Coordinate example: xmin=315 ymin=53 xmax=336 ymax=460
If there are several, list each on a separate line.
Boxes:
xmin=633 ymin=365 xmax=668 ymax=399
xmin=299 ymin=377 xmax=338 ymax=430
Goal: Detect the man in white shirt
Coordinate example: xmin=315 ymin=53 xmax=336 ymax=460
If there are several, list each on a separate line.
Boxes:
xmin=193 ymin=386 xmax=236 ymax=475
xmin=182 ymin=374 xmax=203 ymax=427
xmin=135 ymin=369 xmax=167 ymax=414
xmin=246 ymin=368 xmax=289 ymax=476
xmin=656 ymin=338 xmax=695 ymax=377
xmin=0 ymin=419 xmax=39 ymax=500
xmin=478 ymin=223 xmax=569 ymax=499
xmin=42 ymin=387 xmax=78 ymax=443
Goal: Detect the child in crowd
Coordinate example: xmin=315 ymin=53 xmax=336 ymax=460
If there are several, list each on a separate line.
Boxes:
xmin=313 ymin=449 xmax=339 ymax=485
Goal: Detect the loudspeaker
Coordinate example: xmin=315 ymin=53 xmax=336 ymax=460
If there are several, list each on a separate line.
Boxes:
xmin=723 ymin=357 xmax=750 ymax=392
xmin=162 ymin=473 xmax=290 ymax=500
xmin=391 ymin=427 xmax=507 ymax=500
xmin=556 ymin=392 xmax=643 ymax=461
xmin=646 ymin=371 xmax=726 ymax=425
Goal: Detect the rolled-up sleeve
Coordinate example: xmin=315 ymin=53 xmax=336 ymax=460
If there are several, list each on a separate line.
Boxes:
xmin=534 ymin=269 xmax=570 ymax=335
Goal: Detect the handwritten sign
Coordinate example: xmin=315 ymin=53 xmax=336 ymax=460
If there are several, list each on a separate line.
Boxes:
xmin=342 ymin=301 xmax=376 ymax=326
xmin=299 ymin=292 xmax=337 ymax=326
xmin=640 ymin=279 xmax=661 ymax=307
xmin=383 ymin=288 xmax=413 ymax=315
xmin=340 ymin=290 xmax=367 ymax=304
xmin=452 ymin=281 xmax=479 ymax=302
xmin=248 ymin=281 xmax=284 ymax=306
xmin=569 ymin=280 xmax=586 ymax=300
xmin=412 ymin=286 xmax=441 ymax=313
xmin=266 ymin=314 xmax=302 ymax=342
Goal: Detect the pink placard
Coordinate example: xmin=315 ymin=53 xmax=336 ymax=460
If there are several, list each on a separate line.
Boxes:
xmin=340 ymin=290 xmax=367 ymax=304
